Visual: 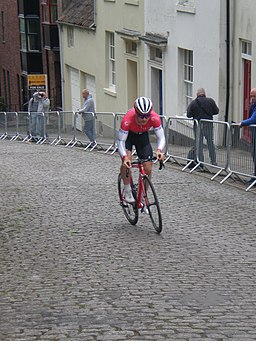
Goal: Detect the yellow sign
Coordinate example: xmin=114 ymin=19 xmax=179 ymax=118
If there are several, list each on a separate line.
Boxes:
xmin=28 ymin=74 xmax=47 ymax=91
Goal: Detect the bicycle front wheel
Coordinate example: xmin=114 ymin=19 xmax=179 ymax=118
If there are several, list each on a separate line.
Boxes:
xmin=118 ymin=173 xmax=139 ymax=225
xmin=143 ymin=176 xmax=162 ymax=233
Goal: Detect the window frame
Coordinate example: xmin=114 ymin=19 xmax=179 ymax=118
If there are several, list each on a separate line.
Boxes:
xmin=67 ymin=26 xmax=74 ymax=48
xmin=19 ymin=16 xmax=41 ymax=52
xmin=150 ymin=47 xmax=163 ymax=63
xmin=27 ymin=19 xmax=40 ymax=51
xmin=125 ymin=40 xmax=137 ymax=56
xmin=183 ymin=49 xmax=193 ymax=110
xmin=108 ymin=31 xmax=116 ymax=91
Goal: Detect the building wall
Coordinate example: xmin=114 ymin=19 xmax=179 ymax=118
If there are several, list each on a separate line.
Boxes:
xmin=232 ymin=0 xmax=256 ymax=123
xmin=0 ymin=0 xmax=21 ymax=111
xmin=60 ymin=0 xmax=145 ymax=113
xmin=145 ymin=0 xmax=225 ymax=119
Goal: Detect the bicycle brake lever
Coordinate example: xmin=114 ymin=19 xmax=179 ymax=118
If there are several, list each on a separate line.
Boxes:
xmin=125 ymin=168 xmax=130 ymax=177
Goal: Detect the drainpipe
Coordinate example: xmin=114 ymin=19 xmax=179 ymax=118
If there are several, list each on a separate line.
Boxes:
xmin=224 ymin=0 xmax=230 ymax=122
xmin=57 ymin=22 xmax=65 ymax=111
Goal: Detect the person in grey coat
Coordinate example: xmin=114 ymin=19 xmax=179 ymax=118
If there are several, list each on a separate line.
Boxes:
xmin=78 ymin=89 xmax=96 ymax=144
xmin=28 ymin=91 xmax=50 ymax=138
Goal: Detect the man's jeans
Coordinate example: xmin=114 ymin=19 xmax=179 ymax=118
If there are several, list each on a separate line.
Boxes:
xmin=195 ymin=122 xmax=217 ymax=165
xmin=30 ymin=112 xmax=44 ymax=137
xmin=83 ymin=113 xmax=96 ymax=142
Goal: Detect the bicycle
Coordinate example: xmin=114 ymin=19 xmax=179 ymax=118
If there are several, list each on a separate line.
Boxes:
xmin=118 ymin=156 xmax=164 ymax=234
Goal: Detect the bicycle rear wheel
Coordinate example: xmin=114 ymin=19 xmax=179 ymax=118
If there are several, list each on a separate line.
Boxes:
xmin=118 ymin=173 xmax=139 ymax=225
xmin=143 ymin=176 xmax=162 ymax=233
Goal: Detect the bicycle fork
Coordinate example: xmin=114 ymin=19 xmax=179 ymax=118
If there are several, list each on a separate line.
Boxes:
xmin=136 ymin=174 xmax=147 ymax=209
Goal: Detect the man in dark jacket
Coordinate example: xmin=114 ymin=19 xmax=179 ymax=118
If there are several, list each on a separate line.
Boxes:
xmin=187 ymin=87 xmax=219 ymax=165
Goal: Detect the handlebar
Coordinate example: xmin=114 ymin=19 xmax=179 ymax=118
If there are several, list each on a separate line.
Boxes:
xmin=132 ymin=156 xmax=165 ymax=170
xmin=125 ymin=157 xmax=164 ymax=177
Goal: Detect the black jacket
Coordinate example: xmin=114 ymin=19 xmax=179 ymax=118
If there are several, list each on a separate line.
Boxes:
xmin=187 ymin=95 xmax=219 ymax=121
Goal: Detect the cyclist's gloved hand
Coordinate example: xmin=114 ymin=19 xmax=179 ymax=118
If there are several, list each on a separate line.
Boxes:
xmin=122 ymin=156 xmax=132 ymax=168
xmin=156 ymin=150 xmax=165 ymax=161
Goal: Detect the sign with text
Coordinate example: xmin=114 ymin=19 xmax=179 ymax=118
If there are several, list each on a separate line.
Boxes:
xmin=28 ymin=74 xmax=47 ymax=91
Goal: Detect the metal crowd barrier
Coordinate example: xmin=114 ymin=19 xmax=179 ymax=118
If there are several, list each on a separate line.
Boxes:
xmin=6 ymin=112 xmax=18 ymax=141
xmin=165 ymin=116 xmax=196 ymax=166
xmin=94 ymin=112 xmax=116 ymax=153
xmin=191 ymin=119 xmax=229 ymax=181
xmin=69 ymin=111 xmax=116 ymax=152
xmin=165 ymin=116 xmax=256 ymax=191
xmin=221 ymin=123 xmax=256 ymax=191
xmin=112 ymin=113 xmax=125 ymax=154
xmin=0 ymin=112 xmax=7 ymax=139
xmin=2 ymin=110 xmax=256 ymax=191
xmin=17 ymin=112 xmax=30 ymax=142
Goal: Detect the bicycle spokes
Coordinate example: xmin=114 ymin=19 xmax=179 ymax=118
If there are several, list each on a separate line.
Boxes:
xmin=143 ymin=176 xmax=162 ymax=233
xmin=118 ymin=174 xmax=138 ymax=225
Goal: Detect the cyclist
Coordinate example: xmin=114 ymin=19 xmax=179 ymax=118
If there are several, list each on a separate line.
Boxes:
xmin=117 ymin=96 xmax=166 ymax=203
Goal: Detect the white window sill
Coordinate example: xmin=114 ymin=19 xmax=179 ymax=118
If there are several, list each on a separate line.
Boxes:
xmin=125 ymin=0 xmax=139 ymax=6
xmin=176 ymin=4 xmax=196 ymax=14
xmin=104 ymin=87 xmax=117 ymax=97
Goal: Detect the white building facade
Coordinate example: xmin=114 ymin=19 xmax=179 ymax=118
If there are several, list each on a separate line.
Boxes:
xmin=58 ymin=0 xmax=256 ymax=126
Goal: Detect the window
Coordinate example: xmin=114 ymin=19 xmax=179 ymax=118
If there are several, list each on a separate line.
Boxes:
xmin=19 ymin=17 xmax=40 ymax=51
xmin=27 ymin=19 xmax=40 ymax=51
xmin=42 ymin=0 xmax=57 ymax=23
xmin=17 ymin=0 xmax=24 ymax=14
xmin=126 ymin=41 xmax=137 ymax=55
xmin=1 ymin=11 xmax=5 ymax=43
xmin=108 ymin=32 xmax=116 ymax=90
xmin=49 ymin=0 xmax=58 ymax=22
xmin=241 ymin=41 xmax=252 ymax=58
xmin=19 ymin=18 xmax=27 ymax=50
xmin=42 ymin=2 xmax=49 ymax=22
xmin=183 ymin=49 xmax=193 ymax=109
xmin=67 ymin=26 xmax=74 ymax=47
xmin=150 ymin=47 xmax=162 ymax=63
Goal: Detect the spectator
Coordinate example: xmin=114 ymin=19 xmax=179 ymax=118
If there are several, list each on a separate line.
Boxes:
xmin=239 ymin=87 xmax=256 ymax=184
xmin=28 ymin=91 xmax=50 ymax=139
xmin=78 ymin=89 xmax=96 ymax=145
xmin=187 ymin=87 xmax=219 ymax=166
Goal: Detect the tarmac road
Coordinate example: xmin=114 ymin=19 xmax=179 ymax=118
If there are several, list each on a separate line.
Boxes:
xmin=0 ymin=140 xmax=256 ymax=341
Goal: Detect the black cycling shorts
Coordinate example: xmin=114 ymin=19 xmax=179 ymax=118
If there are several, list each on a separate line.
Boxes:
xmin=125 ymin=131 xmax=153 ymax=159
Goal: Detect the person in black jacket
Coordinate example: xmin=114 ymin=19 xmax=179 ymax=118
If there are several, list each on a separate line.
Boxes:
xmin=187 ymin=88 xmax=219 ymax=165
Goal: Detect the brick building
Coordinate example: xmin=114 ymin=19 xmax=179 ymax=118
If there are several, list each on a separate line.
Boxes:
xmin=0 ymin=0 xmax=21 ymax=111
xmin=0 ymin=0 xmax=62 ymax=112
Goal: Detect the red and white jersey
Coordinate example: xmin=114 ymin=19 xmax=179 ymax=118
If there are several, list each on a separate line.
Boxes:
xmin=120 ymin=108 xmax=162 ymax=133
xmin=118 ymin=108 xmax=165 ymax=158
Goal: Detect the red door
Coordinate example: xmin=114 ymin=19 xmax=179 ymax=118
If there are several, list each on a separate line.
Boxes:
xmin=242 ymin=60 xmax=251 ymax=142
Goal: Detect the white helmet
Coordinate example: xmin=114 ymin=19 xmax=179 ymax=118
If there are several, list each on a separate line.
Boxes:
xmin=134 ymin=97 xmax=153 ymax=115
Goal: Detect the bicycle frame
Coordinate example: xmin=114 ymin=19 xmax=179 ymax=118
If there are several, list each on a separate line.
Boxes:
xmin=129 ymin=162 xmax=148 ymax=209
xmin=119 ymin=156 xmax=163 ymax=233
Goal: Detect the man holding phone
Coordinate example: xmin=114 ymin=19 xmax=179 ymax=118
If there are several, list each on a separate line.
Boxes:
xmin=28 ymin=91 xmax=50 ymax=139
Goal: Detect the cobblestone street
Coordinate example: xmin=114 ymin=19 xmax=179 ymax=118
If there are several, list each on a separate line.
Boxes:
xmin=1 ymin=140 xmax=256 ymax=341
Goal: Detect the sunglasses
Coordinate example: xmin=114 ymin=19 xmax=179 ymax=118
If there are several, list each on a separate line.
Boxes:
xmin=136 ymin=112 xmax=151 ymax=119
